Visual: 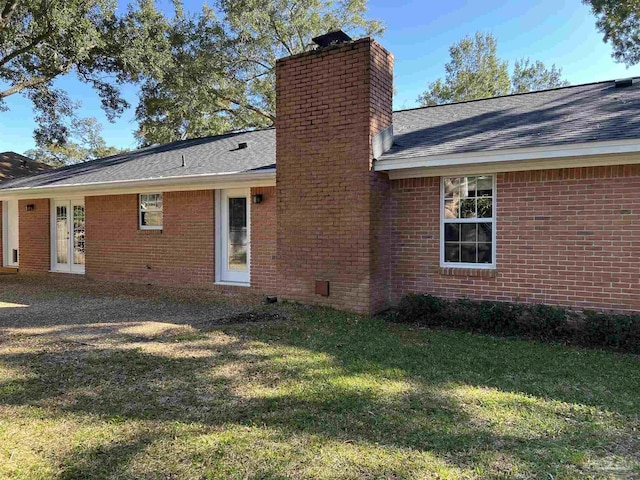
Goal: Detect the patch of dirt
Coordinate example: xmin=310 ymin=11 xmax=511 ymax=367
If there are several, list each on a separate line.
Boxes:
xmin=210 ymin=310 xmax=287 ymax=325
xmin=0 ymin=274 xmax=274 ymax=330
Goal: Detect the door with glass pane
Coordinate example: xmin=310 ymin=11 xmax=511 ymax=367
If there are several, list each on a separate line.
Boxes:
xmin=220 ymin=189 xmax=250 ymax=283
xmin=3 ymin=199 xmax=19 ymax=267
xmin=53 ymin=200 xmax=85 ymax=274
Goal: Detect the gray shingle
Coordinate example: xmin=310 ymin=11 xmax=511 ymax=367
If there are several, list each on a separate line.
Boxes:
xmin=0 ymin=152 xmax=52 ymax=182
xmin=0 ymin=128 xmax=276 ymax=191
xmin=382 ymin=79 xmax=640 ymax=161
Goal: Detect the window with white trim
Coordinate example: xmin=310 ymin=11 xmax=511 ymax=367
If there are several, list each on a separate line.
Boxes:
xmin=139 ymin=193 xmax=163 ymax=230
xmin=441 ymin=175 xmax=495 ymax=267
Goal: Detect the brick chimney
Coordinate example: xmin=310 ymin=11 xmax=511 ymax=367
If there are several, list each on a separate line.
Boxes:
xmin=275 ymin=36 xmax=394 ymax=314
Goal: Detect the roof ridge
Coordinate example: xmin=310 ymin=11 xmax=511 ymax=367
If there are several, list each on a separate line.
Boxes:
xmin=392 ymin=78 xmax=627 ymax=114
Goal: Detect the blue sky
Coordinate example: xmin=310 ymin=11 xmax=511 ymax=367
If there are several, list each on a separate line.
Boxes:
xmin=1 ymin=0 xmax=638 ymax=154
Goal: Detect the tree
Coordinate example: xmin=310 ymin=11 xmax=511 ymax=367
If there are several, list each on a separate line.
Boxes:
xmin=511 ymin=58 xmax=570 ymax=94
xmin=418 ymin=33 xmax=511 ymax=106
xmin=583 ymin=0 xmax=640 ymax=66
xmin=135 ymin=0 xmax=384 ymax=145
xmin=417 ymin=32 xmax=569 ymax=106
xmin=0 ymin=0 xmax=172 ymax=146
xmin=24 ymin=117 xmax=125 ymax=166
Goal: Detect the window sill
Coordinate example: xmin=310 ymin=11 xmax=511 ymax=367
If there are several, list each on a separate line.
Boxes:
xmin=48 ymin=270 xmax=85 ymax=275
xmin=214 ymin=281 xmax=250 ymax=288
xmin=138 ymin=229 xmax=163 ymax=234
xmin=439 ymin=267 xmax=497 ymax=278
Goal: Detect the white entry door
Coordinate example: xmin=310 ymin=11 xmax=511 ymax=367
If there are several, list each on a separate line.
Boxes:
xmin=52 ymin=200 xmax=85 ymax=274
xmin=218 ymin=189 xmax=250 ymax=284
xmin=2 ymin=199 xmax=19 ymax=267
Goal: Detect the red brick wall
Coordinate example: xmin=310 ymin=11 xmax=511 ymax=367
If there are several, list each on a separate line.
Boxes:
xmin=275 ymin=38 xmax=393 ymax=314
xmin=83 ymin=189 xmax=277 ymax=292
xmin=86 ymin=191 xmax=215 ymax=285
xmin=18 ymin=199 xmax=50 ymax=273
xmin=390 ymin=166 xmax=640 ymax=312
xmin=0 ymin=202 xmax=3 ymax=266
xmin=250 ymin=186 xmax=277 ymax=293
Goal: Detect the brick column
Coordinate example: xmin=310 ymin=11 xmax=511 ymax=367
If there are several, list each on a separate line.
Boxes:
xmin=18 ymin=199 xmax=50 ymax=273
xmin=275 ymin=38 xmax=393 ymax=314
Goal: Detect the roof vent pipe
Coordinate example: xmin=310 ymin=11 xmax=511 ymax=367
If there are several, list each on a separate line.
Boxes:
xmin=181 ymin=154 xmax=186 ymax=167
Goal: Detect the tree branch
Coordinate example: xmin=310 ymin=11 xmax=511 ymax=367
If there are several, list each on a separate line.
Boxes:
xmin=268 ymin=10 xmax=293 ymax=56
xmin=216 ymin=93 xmax=276 ymax=122
xmin=0 ymin=62 xmax=73 ymax=98
xmin=0 ymin=29 xmax=53 ymax=66
xmin=0 ymin=0 xmax=18 ymax=30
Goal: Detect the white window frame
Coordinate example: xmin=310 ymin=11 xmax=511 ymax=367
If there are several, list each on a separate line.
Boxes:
xmin=440 ymin=175 xmax=496 ymax=270
xmin=139 ymin=193 xmax=163 ymax=230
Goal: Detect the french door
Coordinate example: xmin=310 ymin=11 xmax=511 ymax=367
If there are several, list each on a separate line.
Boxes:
xmin=218 ymin=189 xmax=250 ymax=284
xmin=52 ymin=199 xmax=85 ymax=274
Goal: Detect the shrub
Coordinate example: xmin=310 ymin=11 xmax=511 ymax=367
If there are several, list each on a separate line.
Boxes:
xmin=393 ymin=294 xmax=639 ymax=354
xmin=582 ymin=311 xmax=640 ymax=353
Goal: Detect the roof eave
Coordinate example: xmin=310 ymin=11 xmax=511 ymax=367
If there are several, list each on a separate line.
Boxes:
xmin=0 ymin=168 xmax=276 ymax=200
xmin=375 ymin=139 xmax=640 ymax=178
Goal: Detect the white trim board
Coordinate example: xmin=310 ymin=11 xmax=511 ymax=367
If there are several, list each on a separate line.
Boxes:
xmin=215 ymin=188 xmax=251 ymax=286
xmin=0 ymin=169 xmax=276 ymax=201
xmin=385 ymin=152 xmax=640 ymax=180
xmin=376 ymin=140 xmax=640 ymax=178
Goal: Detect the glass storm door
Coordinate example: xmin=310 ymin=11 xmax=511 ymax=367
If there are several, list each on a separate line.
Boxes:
xmin=220 ymin=189 xmax=250 ymax=283
xmin=53 ymin=200 xmax=85 ymax=273
xmin=2 ymin=199 xmax=19 ymax=267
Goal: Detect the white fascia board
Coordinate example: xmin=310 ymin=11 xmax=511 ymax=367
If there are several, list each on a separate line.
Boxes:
xmin=0 ymin=169 xmax=276 ymax=200
xmin=374 ymin=139 xmax=640 ymax=175
xmin=386 ymin=152 xmax=640 ymax=180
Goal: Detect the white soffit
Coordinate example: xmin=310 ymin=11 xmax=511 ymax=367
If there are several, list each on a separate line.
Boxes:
xmin=375 ymin=139 xmax=640 ymax=178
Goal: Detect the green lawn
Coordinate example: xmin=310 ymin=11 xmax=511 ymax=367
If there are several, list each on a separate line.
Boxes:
xmin=0 ymin=300 xmax=638 ymax=479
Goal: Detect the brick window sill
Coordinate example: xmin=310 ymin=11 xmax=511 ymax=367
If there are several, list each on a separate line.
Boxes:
xmin=439 ymin=267 xmax=497 ymax=278
xmin=138 ymin=229 xmax=163 ymax=234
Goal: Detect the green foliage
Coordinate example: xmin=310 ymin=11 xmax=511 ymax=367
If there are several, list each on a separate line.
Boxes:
xmin=584 ymin=0 xmax=640 ymax=66
xmin=24 ymin=117 xmax=125 ymax=166
xmin=394 ymin=294 xmax=639 ymax=353
xmin=0 ymin=0 xmax=172 ymax=145
xmin=418 ymin=32 xmax=511 ymax=106
xmin=583 ymin=310 xmax=640 ymax=352
xmin=418 ymin=32 xmax=569 ymax=106
xmin=2 ymin=0 xmax=382 ymax=148
xmin=511 ymin=58 xmax=570 ymax=93
xmin=135 ymin=0 xmax=384 ymax=145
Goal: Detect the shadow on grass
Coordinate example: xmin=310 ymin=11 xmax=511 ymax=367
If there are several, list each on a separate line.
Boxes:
xmin=0 ymin=304 xmax=638 ymax=478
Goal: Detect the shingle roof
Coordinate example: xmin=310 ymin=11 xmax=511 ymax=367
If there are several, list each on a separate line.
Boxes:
xmin=0 ymin=129 xmax=276 ymax=191
xmin=1 ymin=78 xmax=639 ymax=192
xmin=0 ymin=152 xmax=52 ymax=182
xmin=382 ymin=79 xmax=640 ymax=161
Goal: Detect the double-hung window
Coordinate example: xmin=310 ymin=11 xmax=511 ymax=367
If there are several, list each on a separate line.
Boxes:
xmin=441 ymin=175 xmax=495 ymax=268
xmin=139 ymin=193 xmax=163 ymax=230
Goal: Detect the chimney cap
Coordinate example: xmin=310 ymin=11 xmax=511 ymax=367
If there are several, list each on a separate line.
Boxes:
xmin=312 ymin=30 xmax=352 ymax=48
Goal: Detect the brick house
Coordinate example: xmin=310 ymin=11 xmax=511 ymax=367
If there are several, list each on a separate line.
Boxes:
xmin=0 ymin=151 xmax=52 ymax=270
xmin=1 ymin=34 xmax=640 ymax=314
